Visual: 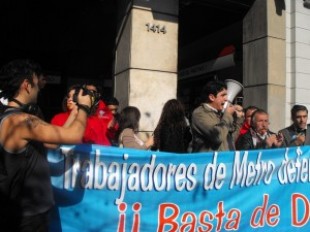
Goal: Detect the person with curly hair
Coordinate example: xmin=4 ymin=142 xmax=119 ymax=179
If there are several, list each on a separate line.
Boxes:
xmin=152 ymin=99 xmax=192 ymax=153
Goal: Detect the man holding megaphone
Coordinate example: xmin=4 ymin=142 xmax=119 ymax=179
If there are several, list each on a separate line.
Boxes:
xmin=191 ymin=80 xmax=244 ymax=152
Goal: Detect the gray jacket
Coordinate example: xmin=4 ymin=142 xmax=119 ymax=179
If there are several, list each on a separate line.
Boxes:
xmin=191 ymin=104 xmax=243 ymax=152
xmin=279 ymin=124 xmax=310 ymax=147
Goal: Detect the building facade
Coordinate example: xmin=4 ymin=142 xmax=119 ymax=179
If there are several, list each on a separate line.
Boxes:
xmin=285 ymin=0 xmax=310 ymax=126
xmin=114 ymin=0 xmax=310 ymax=135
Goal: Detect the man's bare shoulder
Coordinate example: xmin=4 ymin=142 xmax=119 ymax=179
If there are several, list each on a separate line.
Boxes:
xmin=0 ymin=112 xmax=43 ymax=151
xmin=2 ymin=111 xmax=48 ymax=130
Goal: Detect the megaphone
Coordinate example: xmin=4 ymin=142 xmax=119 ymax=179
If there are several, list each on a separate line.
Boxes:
xmin=222 ymin=79 xmax=243 ymax=112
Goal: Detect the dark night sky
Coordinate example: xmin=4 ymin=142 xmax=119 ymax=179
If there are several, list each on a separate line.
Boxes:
xmin=0 ymin=0 xmax=117 ymax=79
xmin=0 ymin=0 xmax=118 ymax=120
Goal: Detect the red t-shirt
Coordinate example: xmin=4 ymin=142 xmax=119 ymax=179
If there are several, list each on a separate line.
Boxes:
xmin=50 ymin=112 xmax=70 ymax=126
xmin=239 ymin=122 xmax=251 ymax=137
xmin=83 ymin=115 xmax=111 ymax=145
xmin=95 ymin=100 xmax=113 ymax=121
xmin=235 ymin=122 xmax=251 ymax=146
xmin=95 ymin=100 xmax=119 ymax=142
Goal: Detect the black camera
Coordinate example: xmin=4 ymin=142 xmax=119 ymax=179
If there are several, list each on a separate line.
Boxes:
xmin=72 ymin=85 xmax=100 ymax=114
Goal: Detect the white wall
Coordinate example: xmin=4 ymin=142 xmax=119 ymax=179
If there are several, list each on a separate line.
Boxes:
xmin=286 ymin=0 xmax=310 ymax=125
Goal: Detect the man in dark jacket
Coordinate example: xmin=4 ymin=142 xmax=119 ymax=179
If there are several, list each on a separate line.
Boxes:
xmin=236 ymin=109 xmax=283 ymax=150
xmin=278 ymin=105 xmax=310 ymax=147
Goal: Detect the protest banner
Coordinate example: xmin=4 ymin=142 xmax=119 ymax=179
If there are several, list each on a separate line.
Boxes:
xmin=48 ymin=145 xmax=310 ymax=231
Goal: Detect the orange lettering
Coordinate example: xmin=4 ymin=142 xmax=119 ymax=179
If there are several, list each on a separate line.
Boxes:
xmin=157 ymin=203 xmax=179 ymax=232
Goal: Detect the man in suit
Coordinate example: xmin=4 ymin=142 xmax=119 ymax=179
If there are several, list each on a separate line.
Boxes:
xmin=279 ymin=105 xmax=310 ymax=147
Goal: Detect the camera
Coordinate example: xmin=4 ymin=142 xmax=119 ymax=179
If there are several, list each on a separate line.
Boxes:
xmin=72 ymin=85 xmax=100 ymax=113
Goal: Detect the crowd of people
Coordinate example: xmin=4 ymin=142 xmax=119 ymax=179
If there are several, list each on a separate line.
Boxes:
xmin=114 ymin=78 xmax=310 ymax=154
xmin=189 ymin=80 xmax=310 ymax=152
xmin=1 ymin=59 xmax=310 ymax=230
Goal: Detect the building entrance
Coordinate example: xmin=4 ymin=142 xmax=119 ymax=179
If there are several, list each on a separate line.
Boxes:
xmin=178 ymin=0 xmax=255 ymax=118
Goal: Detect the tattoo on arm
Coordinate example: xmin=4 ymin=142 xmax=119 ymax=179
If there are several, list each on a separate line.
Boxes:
xmin=24 ymin=115 xmax=48 ymax=129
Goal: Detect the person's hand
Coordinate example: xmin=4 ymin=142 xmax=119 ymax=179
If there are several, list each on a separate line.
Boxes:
xmin=63 ymin=104 xmax=78 ymax=127
xmin=294 ymin=133 xmax=305 ymax=146
xmin=77 ymin=89 xmax=92 ymax=108
xmin=265 ymin=135 xmax=276 ymax=147
xmin=225 ymin=104 xmax=236 ymax=115
xmin=145 ymin=135 xmax=154 ymax=149
xmin=275 ymin=133 xmax=284 ymax=147
xmin=266 ymin=134 xmax=283 ymax=147
xmin=234 ymin=104 xmax=244 ymax=118
xmin=69 ymin=104 xmax=78 ymax=118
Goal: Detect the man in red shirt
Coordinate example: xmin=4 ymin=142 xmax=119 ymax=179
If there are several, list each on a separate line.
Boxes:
xmin=84 ymin=84 xmax=114 ymax=145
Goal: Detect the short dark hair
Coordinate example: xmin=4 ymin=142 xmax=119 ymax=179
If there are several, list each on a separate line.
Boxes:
xmin=105 ymin=97 xmax=119 ymax=106
xmin=200 ymin=80 xmax=227 ymax=103
xmin=0 ymin=59 xmax=42 ymax=100
xmin=291 ymin=104 xmax=308 ymax=118
xmin=84 ymin=83 xmax=102 ymax=96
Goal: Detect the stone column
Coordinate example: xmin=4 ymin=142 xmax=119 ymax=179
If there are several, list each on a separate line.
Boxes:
xmin=114 ymin=0 xmax=178 ymax=136
xmin=243 ymin=0 xmax=286 ymax=132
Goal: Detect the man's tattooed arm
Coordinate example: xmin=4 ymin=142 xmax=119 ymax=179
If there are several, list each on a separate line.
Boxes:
xmin=24 ymin=114 xmax=48 ymax=129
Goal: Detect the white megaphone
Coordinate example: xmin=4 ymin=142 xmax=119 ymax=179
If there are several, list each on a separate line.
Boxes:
xmin=222 ymin=79 xmax=243 ymax=113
